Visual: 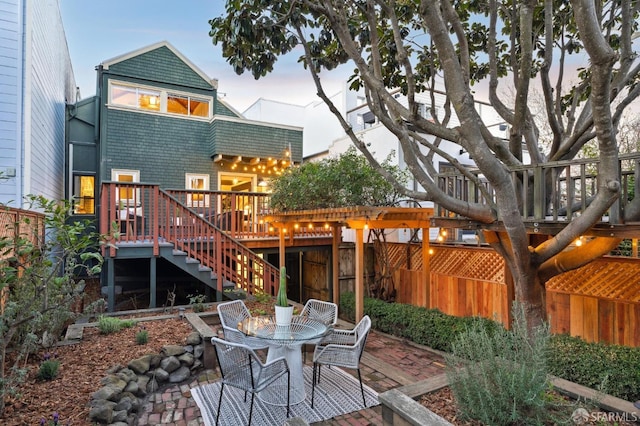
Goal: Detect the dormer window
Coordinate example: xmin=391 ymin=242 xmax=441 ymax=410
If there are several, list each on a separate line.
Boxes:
xmin=108 ymin=81 xmax=211 ymax=119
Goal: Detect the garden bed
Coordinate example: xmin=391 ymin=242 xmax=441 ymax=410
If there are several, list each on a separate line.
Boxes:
xmin=380 ymin=373 xmax=640 ymax=425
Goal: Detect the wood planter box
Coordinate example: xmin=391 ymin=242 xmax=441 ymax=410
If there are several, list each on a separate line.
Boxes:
xmin=379 ymin=373 xmax=640 ymax=426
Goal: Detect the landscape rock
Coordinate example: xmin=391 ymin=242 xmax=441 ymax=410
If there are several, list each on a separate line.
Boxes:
xmin=89 ymin=400 xmax=117 ymax=423
xmin=152 ymin=368 xmax=170 ymax=382
xmin=178 ymin=352 xmax=194 ymax=366
xmin=162 ymin=345 xmax=185 ymax=357
xmin=87 ymin=324 xmax=206 ymax=424
xmin=186 ymin=332 xmax=201 ymax=345
xmin=160 ymin=355 xmax=180 ymax=373
xmin=168 ymin=366 xmax=191 ymax=383
xmin=128 ymin=355 xmax=153 ymax=374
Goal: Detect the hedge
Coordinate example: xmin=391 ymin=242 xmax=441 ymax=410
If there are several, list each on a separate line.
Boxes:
xmin=339 ymin=292 xmax=640 ymax=402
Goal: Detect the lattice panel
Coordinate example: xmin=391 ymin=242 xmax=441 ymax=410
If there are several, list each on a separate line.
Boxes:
xmin=430 ymin=247 xmax=505 ymax=283
xmin=547 ymin=258 xmax=640 ymax=302
xmin=0 ymin=209 xmax=45 ymax=259
xmin=383 ymin=242 xmax=424 ymax=270
xmin=381 ymin=243 xmax=504 ymax=283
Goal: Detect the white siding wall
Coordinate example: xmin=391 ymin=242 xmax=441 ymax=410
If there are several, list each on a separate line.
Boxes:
xmin=0 ymin=0 xmax=22 ymax=204
xmin=0 ymin=0 xmax=75 ymax=206
xmin=27 ymin=0 xmax=75 ymax=203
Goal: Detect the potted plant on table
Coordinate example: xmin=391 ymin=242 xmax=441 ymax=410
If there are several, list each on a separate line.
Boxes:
xmin=275 ymin=266 xmax=293 ymax=326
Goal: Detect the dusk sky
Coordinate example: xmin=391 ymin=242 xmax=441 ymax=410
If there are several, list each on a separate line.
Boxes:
xmin=59 ymin=0 xmax=353 ymax=112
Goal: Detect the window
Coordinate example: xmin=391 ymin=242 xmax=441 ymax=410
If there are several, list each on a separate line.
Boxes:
xmin=109 ymin=81 xmax=211 ymax=119
xmin=168 ymin=94 xmax=210 ymax=117
xmin=111 ymin=84 xmax=160 ymax=112
xmin=112 ymin=169 xmax=140 ymax=205
xmin=186 ymin=173 xmax=210 ymax=207
xmin=72 ymin=175 xmax=95 ymax=215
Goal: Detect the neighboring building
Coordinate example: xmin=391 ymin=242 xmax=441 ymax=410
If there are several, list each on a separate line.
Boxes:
xmin=0 ymin=0 xmax=76 ymax=206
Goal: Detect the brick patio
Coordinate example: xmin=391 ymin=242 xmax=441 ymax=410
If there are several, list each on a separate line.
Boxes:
xmin=136 ymin=320 xmax=446 ymax=426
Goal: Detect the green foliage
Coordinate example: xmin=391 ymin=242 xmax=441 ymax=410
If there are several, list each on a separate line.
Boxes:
xmin=223 ymin=288 xmax=247 ymax=300
xmin=269 ymin=147 xmax=408 ymax=212
xmin=0 ymin=196 xmax=104 ymax=414
xmin=135 ymin=329 xmax=149 ymax=345
xmin=339 ymin=292 xmax=499 ymax=352
xmin=36 ymin=359 xmax=60 ymax=381
xmin=445 ymin=304 xmax=556 ymax=425
xmin=276 ymin=266 xmax=288 ymax=307
xmin=97 ymin=316 xmax=136 ymax=334
xmin=547 ymin=334 xmax=640 ymax=402
xmin=187 ymin=292 xmax=207 ymax=312
xmin=339 ymin=292 xmax=640 ymax=402
xmin=253 ymin=290 xmax=272 ymax=304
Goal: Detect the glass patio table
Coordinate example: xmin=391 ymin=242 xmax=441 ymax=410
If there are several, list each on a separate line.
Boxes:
xmin=238 ymin=315 xmax=331 ymax=405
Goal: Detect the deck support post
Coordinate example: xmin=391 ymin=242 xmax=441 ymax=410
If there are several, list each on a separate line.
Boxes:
xmin=332 ymin=225 xmax=341 ymax=305
xmin=149 ymin=257 xmax=157 ymax=308
xmin=107 ymin=257 xmax=115 ymax=312
xmin=422 ymin=227 xmax=431 ymax=308
xmin=355 ymin=227 xmax=364 ymax=323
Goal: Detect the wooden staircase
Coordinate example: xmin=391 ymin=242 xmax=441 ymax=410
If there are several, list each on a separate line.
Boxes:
xmin=100 ymin=183 xmax=280 ymax=310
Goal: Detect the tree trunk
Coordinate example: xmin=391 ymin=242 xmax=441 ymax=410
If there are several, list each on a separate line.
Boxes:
xmin=513 ymin=268 xmax=547 ymax=330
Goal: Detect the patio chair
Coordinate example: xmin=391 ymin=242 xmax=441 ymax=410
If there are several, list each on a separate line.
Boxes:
xmin=311 ymin=315 xmax=371 ymax=408
xmin=299 ymin=299 xmax=338 ymax=362
xmin=217 ymin=300 xmax=270 ymax=352
xmin=211 ymin=337 xmax=290 ymax=426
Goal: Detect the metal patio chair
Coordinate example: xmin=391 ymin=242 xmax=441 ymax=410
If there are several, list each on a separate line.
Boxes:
xmin=217 ymin=299 xmax=270 ymax=352
xmin=299 ymin=299 xmax=338 ymax=362
xmin=311 ymin=315 xmax=372 ymax=408
xmin=211 ymin=337 xmax=290 ymax=425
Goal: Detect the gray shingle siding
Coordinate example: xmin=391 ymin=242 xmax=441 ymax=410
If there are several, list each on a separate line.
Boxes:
xmin=211 ymin=120 xmax=302 ymax=162
xmin=104 ymin=110 xmax=212 ymax=187
xmin=215 ymin=101 xmax=240 ymax=118
xmin=107 ymin=46 xmax=212 ymax=91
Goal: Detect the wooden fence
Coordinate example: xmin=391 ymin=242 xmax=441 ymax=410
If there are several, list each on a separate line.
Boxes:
xmin=383 ymin=242 xmax=640 ymax=347
xmin=0 ymin=207 xmax=46 ymax=311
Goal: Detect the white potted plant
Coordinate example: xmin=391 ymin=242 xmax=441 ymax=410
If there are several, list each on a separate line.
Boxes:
xmin=274 ymin=266 xmax=293 ymax=326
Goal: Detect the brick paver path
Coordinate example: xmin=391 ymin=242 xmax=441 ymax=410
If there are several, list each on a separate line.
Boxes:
xmin=136 ymin=324 xmax=446 ymax=426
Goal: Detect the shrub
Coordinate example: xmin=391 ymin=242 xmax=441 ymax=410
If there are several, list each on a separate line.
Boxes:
xmin=98 ymin=316 xmax=136 ymax=334
xmin=253 ymin=290 xmax=272 ymax=304
xmin=445 ymin=304 xmax=556 ymax=425
xmin=135 ymin=329 xmax=149 ymax=345
xmin=547 ymin=334 xmax=640 ymax=401
xmin=37 ymin=359 xmax=60 ymax=381
xmin=187 ymin=293 xmax=207 ymax=312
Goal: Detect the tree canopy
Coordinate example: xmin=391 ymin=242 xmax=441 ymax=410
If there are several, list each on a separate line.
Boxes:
xmin=210 ymin=0 xmax=640 ymax=327
xmin=269 ymin=147 xmax=409 ymax=211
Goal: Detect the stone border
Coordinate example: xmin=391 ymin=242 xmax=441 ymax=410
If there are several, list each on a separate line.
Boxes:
xmin=379 ymin=373 xmax=640 ymax=426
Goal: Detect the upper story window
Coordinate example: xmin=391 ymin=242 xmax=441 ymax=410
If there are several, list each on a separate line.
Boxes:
xmin=109 ymin=81 xmax=212 ymax=119
xmin=111 ymin=85 xmax=161 ymax=111
xmin=168 ymin=94 xmax=209 ymax=117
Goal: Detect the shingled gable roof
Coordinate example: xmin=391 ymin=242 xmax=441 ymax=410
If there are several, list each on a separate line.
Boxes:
xmin=100 ymin=41 xmax=218 ymax=89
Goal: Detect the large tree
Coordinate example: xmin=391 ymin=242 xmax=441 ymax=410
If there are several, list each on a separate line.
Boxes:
xmin=209 ymin=1 xmax=640 ymax=327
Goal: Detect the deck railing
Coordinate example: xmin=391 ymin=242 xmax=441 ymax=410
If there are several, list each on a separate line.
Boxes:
xmin=100 ymin=183 xmax=281 ymax=296
xmin=436 ymin=153 xmax=640 ymax=224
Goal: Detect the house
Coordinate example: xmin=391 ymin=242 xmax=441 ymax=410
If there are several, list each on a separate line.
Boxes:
xmin=66 ymin=41 xmax=329 ymax=310
xmin=0 ymin=0 xmax=76 ymax=206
